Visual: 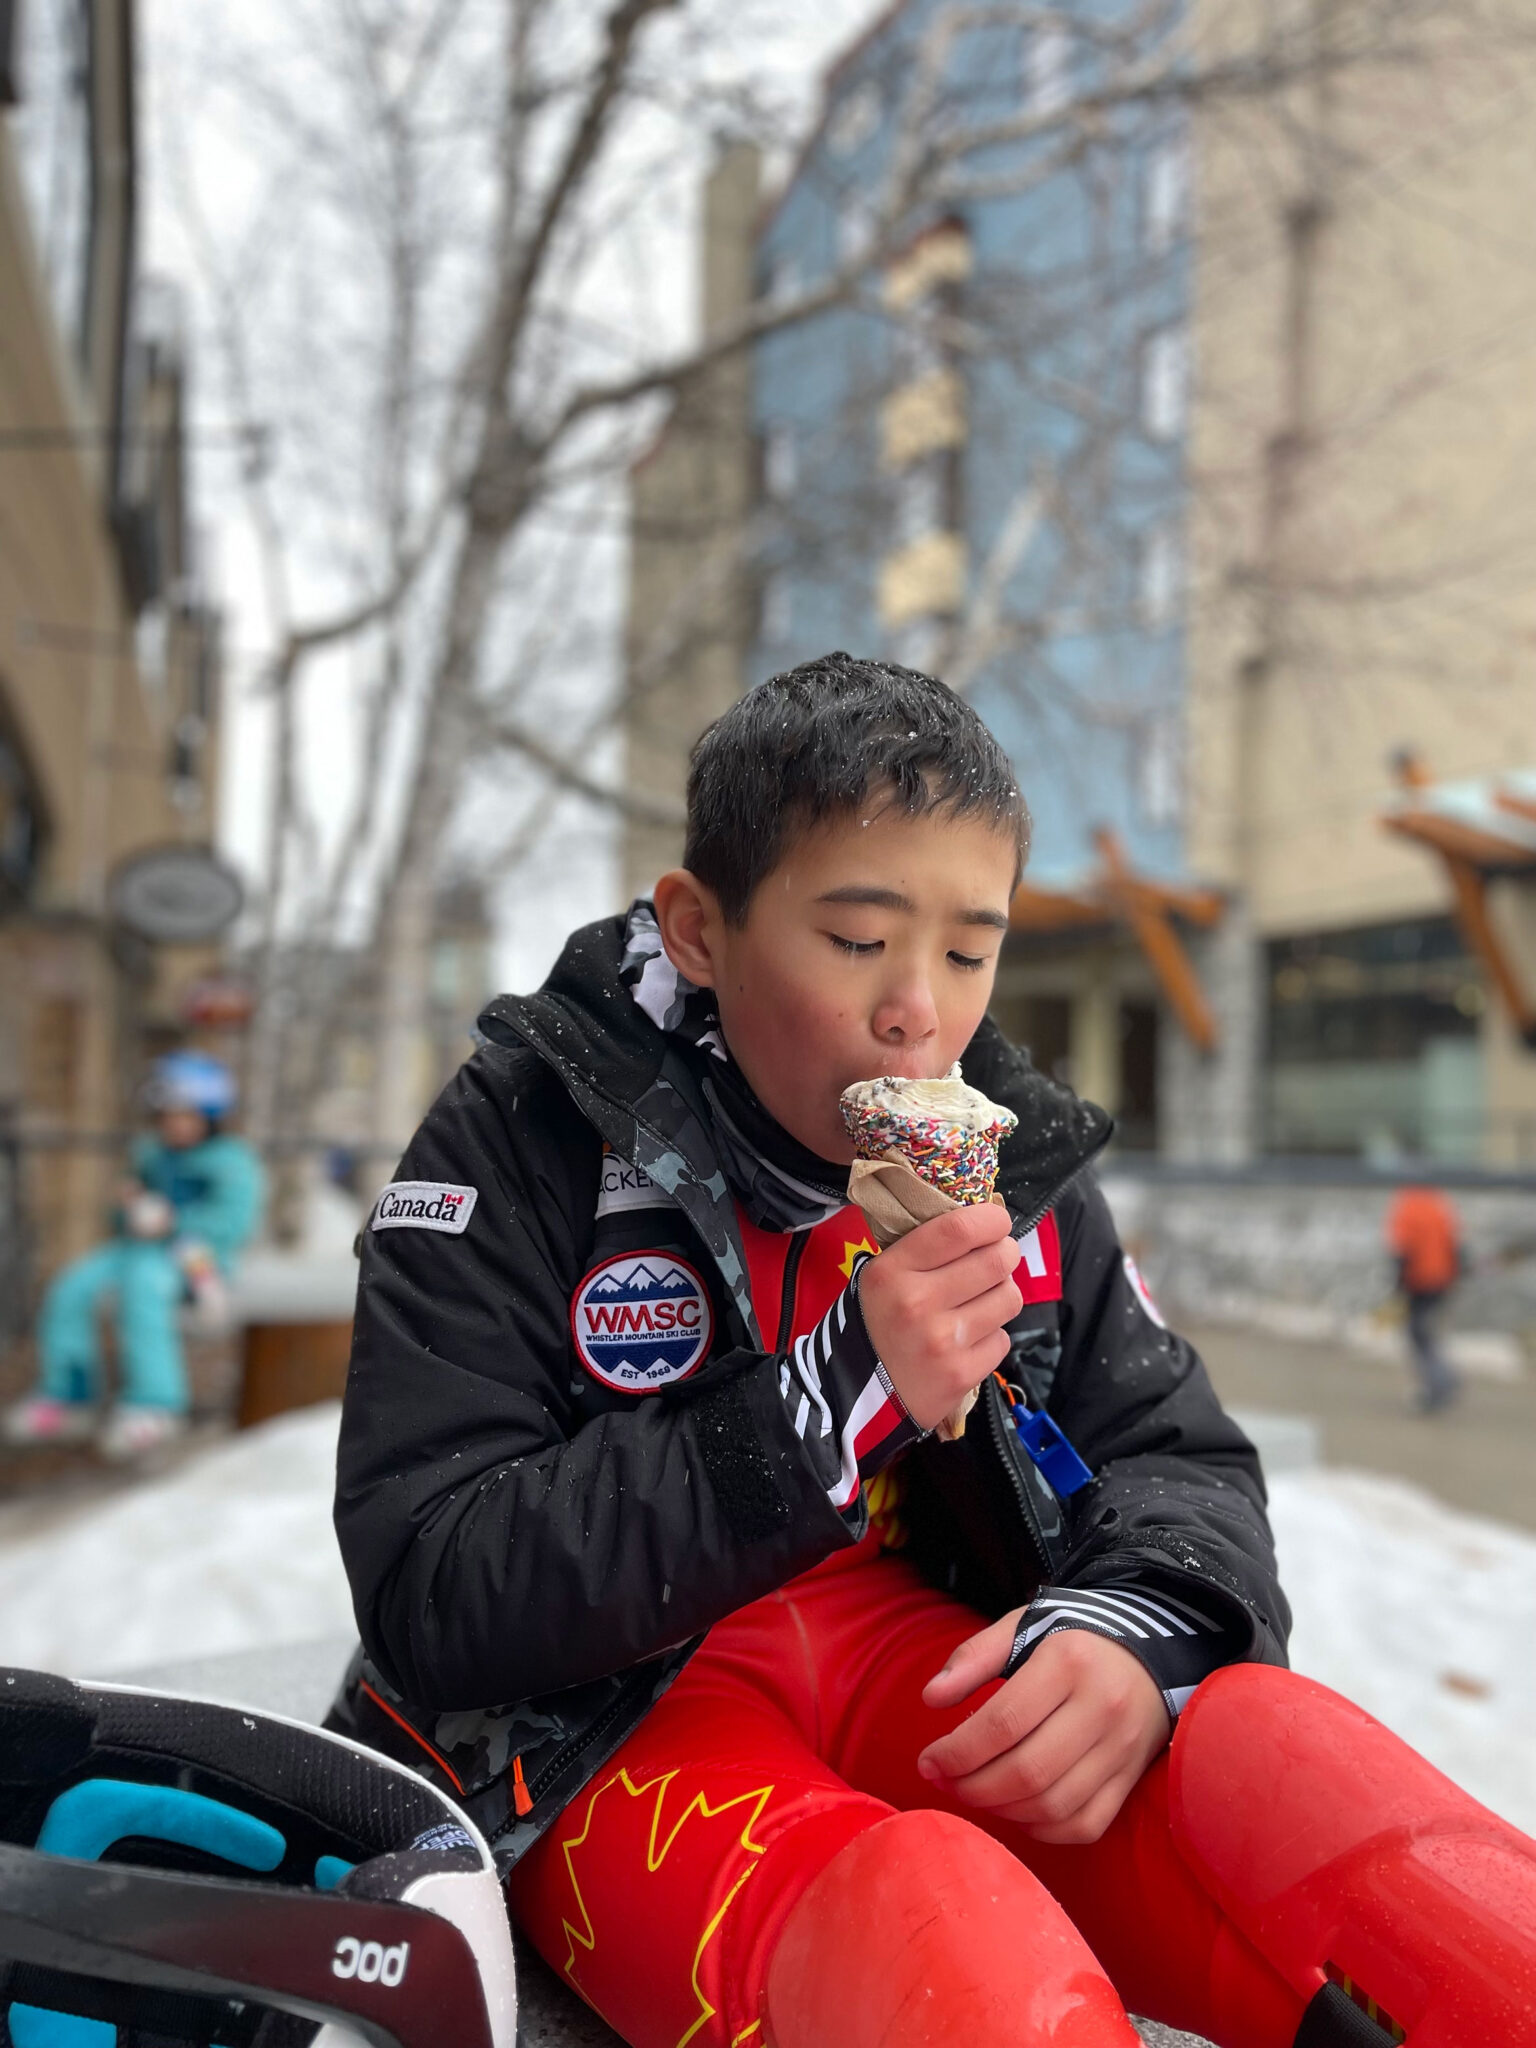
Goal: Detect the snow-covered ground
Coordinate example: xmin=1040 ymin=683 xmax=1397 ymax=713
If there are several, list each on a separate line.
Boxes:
xmin=0 ymin=1406 xmax=355 ymax=1676
xmin=1268 ymin=1468 xmax=1536 ymax=1830
xmin=0 ymin=1405 xmax=1532 ymax=1833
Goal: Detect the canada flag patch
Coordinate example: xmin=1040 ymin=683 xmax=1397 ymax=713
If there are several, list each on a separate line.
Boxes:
xmin=371 ymin=1181 xmax=477 ymax=1235
xmin=571 ymin=1252 xmax=713 ymax=1393
xmin=1014 ymin=1212 xmax=1063 ymax=1305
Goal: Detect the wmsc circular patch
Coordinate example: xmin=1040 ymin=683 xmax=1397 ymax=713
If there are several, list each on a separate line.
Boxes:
xmin=571 ymin=1252 xmax=714 ymax=1393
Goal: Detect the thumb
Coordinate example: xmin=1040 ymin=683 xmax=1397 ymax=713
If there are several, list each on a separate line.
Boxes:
xmin=922 ymin=1610 xmax=1021 ymax=1708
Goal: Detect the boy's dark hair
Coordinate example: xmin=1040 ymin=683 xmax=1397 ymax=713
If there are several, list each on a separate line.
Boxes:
xmin=683 ymin=651 xmax=1030 ymax=924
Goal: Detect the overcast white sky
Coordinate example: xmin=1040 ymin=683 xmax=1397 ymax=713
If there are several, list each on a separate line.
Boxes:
xmin=139 ymin=0 xmax=886 ymax=995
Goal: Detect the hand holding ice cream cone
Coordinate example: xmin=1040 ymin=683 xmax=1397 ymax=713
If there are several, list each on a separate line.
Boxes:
xmin=841 ymin=1067 xmax=1019 ymax=1439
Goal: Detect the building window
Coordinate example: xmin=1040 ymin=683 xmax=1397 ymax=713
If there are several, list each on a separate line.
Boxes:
xmin=892 ymin=304 xmax=945 ymax=385
xmin=761 ymin=569 xmax=793 ymax=644
xmin=828 ymin=79 xmax=881 ymax=158
xmin=1138 ymin=519 xmax=1183 ymax=627
xmin=764 ymin=422 xmax=798 ymax=499
xmin=893 ymin=459 xmax=946 ymax=549
xmin=1265 ymin=918 xmax=1486 ymax=1160
xmin=1144 ymin=136 xmax=1189 ymax=253
xmin=1137 ymin=712 xmax=1182 ymax=828
xmin=1141 ymin=325 xmax=1188 ymax=440
xmin=1 ymin=0 xmax=20 ymax=104
xmin=837 ymin=194 xmax=877 ymax=269
xmin=1025 ymin=22 xmax=1071 ymax=114
xmin=764 ymin=250 xmax=801 ymax=306
xmin=9 ymin=0 xmax=94 ymax=361
xmin=890 ymin=618 xmax=942 ymax=672
xmin=0 ymin=692 xmax=48 ymax=904
xmin=135 ymin=602 xmax=169 ymax=699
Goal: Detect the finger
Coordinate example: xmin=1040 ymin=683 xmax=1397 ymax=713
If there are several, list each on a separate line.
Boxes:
xmin=1019 ymin=1762 xmax=1144 ymax=1846
xmin=916 ymin=1332 xmax=1010 ymax=1427
xmin=979 ymin=1729 xmax=1123 ymax=1825
xmin=922 ymin=1610 xmax=1021 ymax=1708
xmin=938 ymin=1697 xmax=1100 ymax=1813
xmin=900 ymin=1204 xmax=1016 ymax=1270
xmin=932 ymin=1241 xmax=1027 ymax=1311
xmin=918 ymin=1655 xmax=1071 ymax=1783
xmin=952 ymin=1277 xmax=1027 ymax=1348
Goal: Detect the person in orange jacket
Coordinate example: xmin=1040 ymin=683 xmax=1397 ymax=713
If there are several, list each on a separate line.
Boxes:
xmin=1385 ymin=1183 xmax=1464 ymax=1412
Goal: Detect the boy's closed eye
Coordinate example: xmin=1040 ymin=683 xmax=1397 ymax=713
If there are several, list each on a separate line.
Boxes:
xmin=827 ymin=932 xmax=992 ymax=972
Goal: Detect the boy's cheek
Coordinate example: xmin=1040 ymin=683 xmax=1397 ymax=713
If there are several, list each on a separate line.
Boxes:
xmin=723 ymin=982 xmax=860 ymax=1111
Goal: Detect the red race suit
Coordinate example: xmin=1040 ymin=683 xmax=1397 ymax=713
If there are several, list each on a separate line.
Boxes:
xmin=509 ymin=1203 xmax=1536 ymax=2048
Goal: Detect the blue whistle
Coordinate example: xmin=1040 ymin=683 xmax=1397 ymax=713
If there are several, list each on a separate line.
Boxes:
xmin=1009 ymin=1400 xmax=1094 ymax=1496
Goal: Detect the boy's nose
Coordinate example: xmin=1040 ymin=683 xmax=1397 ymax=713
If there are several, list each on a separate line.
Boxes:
xmin=872 ymin=979 xmax=940 ymax=1048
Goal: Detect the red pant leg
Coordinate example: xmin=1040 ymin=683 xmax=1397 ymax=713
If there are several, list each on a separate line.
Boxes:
xmin=507 ymin=1584 xmax=891 ymax=2048
xmin=508 ymin=1553 xmax=1136 ymax=2048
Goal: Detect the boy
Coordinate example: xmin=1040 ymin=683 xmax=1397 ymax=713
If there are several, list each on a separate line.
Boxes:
xmin=332 ymin=655 xmax=1536 ymax=2047
xmin=5 ymin=1050 xmax=264 ymax=1461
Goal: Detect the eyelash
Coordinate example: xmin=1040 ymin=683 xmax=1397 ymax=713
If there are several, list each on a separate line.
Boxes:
xmin=828 ymin=935 xmax=988 ymax=971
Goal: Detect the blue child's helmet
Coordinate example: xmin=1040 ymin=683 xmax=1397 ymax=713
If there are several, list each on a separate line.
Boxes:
xmin=0 ymin=1666 xmax=518 ymax=2047
xmin=146 ymin=1052 xmax=238 ymax=1121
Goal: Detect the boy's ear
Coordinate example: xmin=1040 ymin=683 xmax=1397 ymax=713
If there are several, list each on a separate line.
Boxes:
xmin=651 ymin=870 xmax=722 ymax=990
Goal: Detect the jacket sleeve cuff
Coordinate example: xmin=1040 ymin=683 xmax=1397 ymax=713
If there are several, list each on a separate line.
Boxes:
xmin=774 ymin=1262 xmax=926 ymax=1513
xmin=1003 ymin=1578 xmax=1248 ymax=1723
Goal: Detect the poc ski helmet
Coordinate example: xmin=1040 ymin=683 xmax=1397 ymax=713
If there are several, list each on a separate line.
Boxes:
xmin=144 ymin=1054 xmax=239 ymax=1123
xmin=0 ymin=1667 xmax=517 ymax=2048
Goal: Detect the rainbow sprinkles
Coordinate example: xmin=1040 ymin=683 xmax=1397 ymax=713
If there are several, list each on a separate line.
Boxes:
xmin=839 ymin=1066 xmax=1017 ymax=1206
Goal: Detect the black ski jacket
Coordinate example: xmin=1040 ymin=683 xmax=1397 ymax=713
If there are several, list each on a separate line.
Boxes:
xmin=329 ymin=915 xmax=1289 ymax=1870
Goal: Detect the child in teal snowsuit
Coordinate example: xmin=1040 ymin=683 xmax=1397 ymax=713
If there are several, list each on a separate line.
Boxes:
xmin=6 ymin=1053 xmax=264 ymax=1460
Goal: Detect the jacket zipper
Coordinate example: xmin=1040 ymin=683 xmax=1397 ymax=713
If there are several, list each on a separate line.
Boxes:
xmin=1005 ymin=1132 xmax=1110 ymax=1242
xmin=977 ymin=1373 xmax=1056 ymax=1582
xmin=974 ymin=1130 xmax=1111 ymax=1587
xmin=776 ymin=1232 xmax=809 ymax=1351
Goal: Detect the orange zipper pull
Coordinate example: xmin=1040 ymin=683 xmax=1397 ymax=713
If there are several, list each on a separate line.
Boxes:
xmin=512 ymin=1754 xmax=533 ymax=1818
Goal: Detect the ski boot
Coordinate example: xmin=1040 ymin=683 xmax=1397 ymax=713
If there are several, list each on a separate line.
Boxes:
xmin=1170 ymin=1663 xmax=1536 ymax=2045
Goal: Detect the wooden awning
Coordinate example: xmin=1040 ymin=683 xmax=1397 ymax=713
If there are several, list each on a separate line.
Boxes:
xmin=1382 ymin=759 xmax=1536 ymax=1046
xmin=1009 ymin=830 xmax=1226 ymax=1053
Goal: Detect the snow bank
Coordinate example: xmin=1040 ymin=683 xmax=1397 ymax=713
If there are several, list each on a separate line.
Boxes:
xmin=1269 ymin=1468 xmax=1536 ymax=1833
xmin=0 ymin=1405 xmax=1532 ymax=1834
xmin=0 ymin=1404 xmax=354 ymax=1677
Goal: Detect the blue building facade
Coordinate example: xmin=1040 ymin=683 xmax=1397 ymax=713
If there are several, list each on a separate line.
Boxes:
xmin=750 ymin=0 xmax=1192 ymax=889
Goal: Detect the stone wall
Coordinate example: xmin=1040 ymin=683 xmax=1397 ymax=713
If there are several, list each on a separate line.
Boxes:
xmin=1103 ymin=1169 xmax=1536 ymax=1348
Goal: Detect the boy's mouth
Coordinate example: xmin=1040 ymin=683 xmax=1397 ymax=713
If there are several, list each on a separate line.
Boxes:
xmin=842 ymin=1059 xmax=949 ymax=1089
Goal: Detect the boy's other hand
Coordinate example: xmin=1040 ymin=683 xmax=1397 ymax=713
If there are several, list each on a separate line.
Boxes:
xmin=916 ymin=1614 xmax=1170 ymax=1843
xmin=855 ymin=1205 xmax=1023 ymax=1432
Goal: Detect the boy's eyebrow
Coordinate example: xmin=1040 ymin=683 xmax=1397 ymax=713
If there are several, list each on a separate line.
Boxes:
xmin=818 ymin=885 xmax=914 ymax=913
xmin=817 ymin=885 xmax=1011 ymax=930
